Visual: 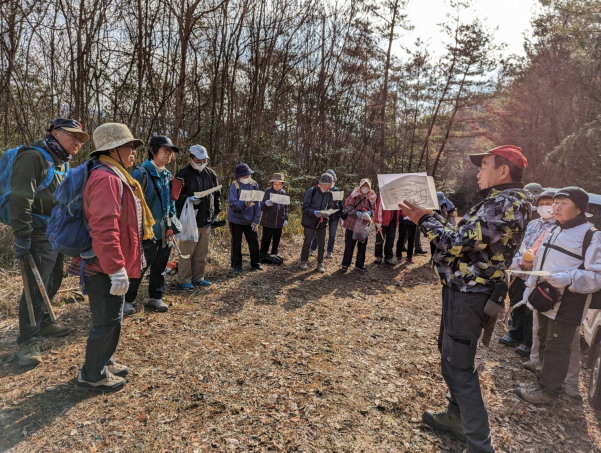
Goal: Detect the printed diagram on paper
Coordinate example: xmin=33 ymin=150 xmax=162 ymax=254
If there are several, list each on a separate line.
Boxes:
xmin=239 ymin=190 xmax=265 ymax=202
xmin=377 ymin=173 xmax=438 ymax=210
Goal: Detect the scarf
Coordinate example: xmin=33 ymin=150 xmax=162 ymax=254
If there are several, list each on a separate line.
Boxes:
xmin=45 ymin=134 xmax=72 ymax=162
xmin=99 ymin=155 xmax=155 ymax=240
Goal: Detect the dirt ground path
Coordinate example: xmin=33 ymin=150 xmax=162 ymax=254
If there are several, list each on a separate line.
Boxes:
xmin=1 ymin=237 xmax=601 ymax=452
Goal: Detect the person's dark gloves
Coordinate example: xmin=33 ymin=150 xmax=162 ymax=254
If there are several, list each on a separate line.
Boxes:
xmin=13 ymin=236 xmax=31 ymax=259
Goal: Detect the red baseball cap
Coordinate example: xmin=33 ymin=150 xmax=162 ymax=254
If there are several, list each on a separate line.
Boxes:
xmin=469 ymin=145 xmax=528 ymax=169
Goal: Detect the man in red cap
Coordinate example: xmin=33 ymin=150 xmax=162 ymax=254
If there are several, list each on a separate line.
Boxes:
xmin=400 ymin=145 xmax=531 ymax=453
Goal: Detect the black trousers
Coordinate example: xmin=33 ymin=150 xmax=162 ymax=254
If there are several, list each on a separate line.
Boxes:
xmin=260 ymin=227 xmax=283 ymax=255
xmin=438 ymin=285 xmax=494 ymax=453
xmin=18 ymin=233 xmax=64 ymax=344
xmin=397 ymin=223 xmax=416 ymax=260
xmin=342 ymin=228 xmax=367 ymax=268
xmin=507 ymin=278 xmax=532 ymax=346
xmin=81 ymin=273 xmax=123 ymax=382
xmin=374 ymin=223 xmax=396 ymax=259
xmin=126 ymin=240 xmax=172 ymax=303
xmin=230 ymin=222 xmax=260 ymax=269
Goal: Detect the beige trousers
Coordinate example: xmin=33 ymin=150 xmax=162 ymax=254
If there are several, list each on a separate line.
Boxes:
xmin=178 ymin=227 xmax=211 ymax=283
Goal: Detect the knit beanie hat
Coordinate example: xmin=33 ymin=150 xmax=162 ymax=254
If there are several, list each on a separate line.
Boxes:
xmin=554 ymin=186 xmax=589 ymax=212
xmin=325 ymin=169 xmax=337 ymax=182
xmin=319 ymin=173 xmax=334 ymax=185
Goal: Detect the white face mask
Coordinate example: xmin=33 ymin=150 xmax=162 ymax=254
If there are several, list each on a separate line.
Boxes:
xmin=191 ymin=161 xmax=206 ymax=171
xmin=240 ymin=177 xmax=251 ymax=185
xmin=537 ymin=206 xmax=553 ymax=220
xmin=361 ymin=187 xmax=369 ymax=194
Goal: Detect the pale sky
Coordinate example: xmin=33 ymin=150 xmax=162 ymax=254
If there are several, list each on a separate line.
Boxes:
xmin=396 ymin=0 xmax=542 ymax=59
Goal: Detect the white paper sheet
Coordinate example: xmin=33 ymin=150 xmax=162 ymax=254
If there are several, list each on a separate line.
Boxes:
xmin=239 ymin=190 xmax=265 ymax=202
xmin=508 ymin=270 xmax=552 ymax=277
xmin=194 ymin=185 xmax=222 ymax=199
xmin=270 ymin=193 xmax=290 ymax=205
xmin=377 ymin=173 xmax=438 ymax=210
xmin=332 ymin=191 xmax=344 ymax=201
xmin=319 ymin=209 xmax=340 ymax=215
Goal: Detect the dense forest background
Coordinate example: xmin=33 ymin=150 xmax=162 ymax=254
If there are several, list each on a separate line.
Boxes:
xmin=1 ymin=0 xmax=600 ymax=209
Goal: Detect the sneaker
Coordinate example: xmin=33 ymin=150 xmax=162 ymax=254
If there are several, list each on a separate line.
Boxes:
xmin=326 ymin=252 xmax=333 ymax=259
xmin=231 ymin=267 xmax=244 ymax=274
xmin=16 ymin=341 xmax=42 ymax=368
xmin=299 ymin=261 xmax=308 ymax=270
xmin=499 ymin=334 xmax=520 ymax=347
xmin=422 ymin=408 xmax=465 ymax=441
xmin=341 ymin=265 xmax=349 ymax=272
xmin=145 ymin=298 xmax=168 ymax=312
xmin=123 ymin=302 xmax=136 ymax=317
xmin=75 ymin=371 xmax=126 ymax=393
xmin=250 ymin=264 xmax=264 ymax=271
xmin=515 ymin=344 xmax=531 ymax=357
xmin=316 ymin=264 xmax=325 ymax=273
xmin=515 ymin=382 xmax=557 ymax=405
xmin=374 ymin=257 xmax=383 ymax=264
xmin=415 ymin=249 xmax=427 ymax=255
xmin=355 ymin=266 xmax=368 ymax=272
xmin=39 ymin=322 xmax=74 ymax=338
xmin=107 ymin=362 xmax=129 ymax=377
xmin=523 ymin=361 xmax=541 ymax=373
xmin=194 ymin=280 xmax=212 ymax=287
xmin=385 ymin=258 xmax=397 ymax=266
xmin=562 ymin=383 xmax=581 ymax=399
xmin=180 ymin=282 xmax=195 ymax=290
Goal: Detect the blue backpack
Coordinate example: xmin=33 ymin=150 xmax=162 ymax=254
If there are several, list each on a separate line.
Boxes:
xmin=46 ymin=159 xmax=119 ymax=257
xmin=0 ymin=145 xmax=68 ymax=226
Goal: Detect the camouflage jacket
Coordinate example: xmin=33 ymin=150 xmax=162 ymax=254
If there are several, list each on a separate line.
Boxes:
xmin=419 ymin=183 xmax=531 ymax=293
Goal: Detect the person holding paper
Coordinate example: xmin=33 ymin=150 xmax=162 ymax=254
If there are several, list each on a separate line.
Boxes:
xmin=341 ymin=178 xmax=377 ymax=271
xmin=400 ymin=145 xmax=531 ymax=453
xmin=260 ymin=173 xmax=289 ymax=260
xmin=310 ymin=169 xmax=343 ymax=259
xmin=175 ymin=145 xmax=221 ymax=289
xmin=227 ymin=163 xmax=263 ymax=273
xmin=300 ymin=173 xmax=335 ymax=272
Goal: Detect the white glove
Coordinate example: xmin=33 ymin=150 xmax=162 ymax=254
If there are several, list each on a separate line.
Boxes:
xmin=546 ymin=271 xmax=571 ymax=289
xmin=251 ymin=222 xmax=259 ymax=232
xmin=283 ymin=220 xmax=288 ymax=227
xmin=363 ymin=214 xmax=372 ymax=222
xmin=109 ymin=267 xmax=129 ymax=296
xmin=264 ymin=200 xmax=273 ymax=207
xmin=245 ymin=201 xmax=255 ymax=207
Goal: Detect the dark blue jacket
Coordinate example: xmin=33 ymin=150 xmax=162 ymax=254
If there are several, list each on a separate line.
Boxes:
xmin=227 ymin=179 xmax=262 ymax=225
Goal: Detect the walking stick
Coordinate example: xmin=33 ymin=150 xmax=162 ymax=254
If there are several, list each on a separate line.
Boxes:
xmin=21 ymin=261 xmax=36 ymax=327
xmin=25 ymin=252 xmax=57 ymax=323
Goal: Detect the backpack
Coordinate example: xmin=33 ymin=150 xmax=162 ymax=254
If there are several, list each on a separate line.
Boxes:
xmin=582 ymin=227 xmax=601 ymax=309
xmin=0 ymin=145 xmax=68 ymax=226
xmin=46 ymin=159 xmax=121 ymax=257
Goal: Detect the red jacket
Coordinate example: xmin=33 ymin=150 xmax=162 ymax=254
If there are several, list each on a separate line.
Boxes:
xmin=79 ymin=167 xmax=142 ymax=278
xmin=374 ymin=196 xmax=400 ymax=227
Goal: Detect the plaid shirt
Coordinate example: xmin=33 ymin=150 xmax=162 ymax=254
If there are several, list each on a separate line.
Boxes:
xmin=420 ymin=184 xmax=531 ymax=293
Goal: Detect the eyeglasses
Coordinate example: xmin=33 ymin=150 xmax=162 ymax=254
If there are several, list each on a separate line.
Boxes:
xmin=61 ymin=129 xmax=85 ymax=144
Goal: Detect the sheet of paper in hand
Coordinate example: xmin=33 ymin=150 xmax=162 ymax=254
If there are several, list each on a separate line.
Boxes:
xmin=320 ymin=209 xmax=340 ymax=216
xmin=332 ymin=191 xmax=344 ymax=201
xmin=239 ymin=189 xmax=265 ymax=202
xmin=194 ymin=185 xmax=222 ymax=199
xmin=377 ymin=173 xmax=438 ymax=210
xmin=270 ymin=193 xmax=290 ymax=205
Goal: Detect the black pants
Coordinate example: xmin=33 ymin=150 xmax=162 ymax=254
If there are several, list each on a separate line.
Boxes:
xmin=342 ymin=228 xmax=367 ymax=268
xmin=81 ymin=273 xmax=123 ymax=382
xmin=507 ymin=278 xmax=532 ymax=346
xmin=374 ymin=223 xmax=396 ymax=259
xmin=538 ymin=313 xmax=579 ymax=397
xmin=310 ymin=218 xmax=339 ymax=254
xmin=260 ymin=227 xmax=283 ymax=255
xmin=414 ymin=227 xmax=425 ymax=252
xmin=18 ymin=233 xmax=64 ymax=344
xmin=438 ymin=285 xmax=494 ymax=453
xmin=126 ymin=240 xmax=172 ymax=303
xmin=302 ymin=227 xmax=326 ymax=263
xmin=230 ymin=222 xmax=260 ymax=269
xmin=397 ymin=223 xmax=416 ymax=260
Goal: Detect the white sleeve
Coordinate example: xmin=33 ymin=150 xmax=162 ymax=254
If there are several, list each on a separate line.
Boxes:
xmin=568 ymin=232 xmax=601 ymax=294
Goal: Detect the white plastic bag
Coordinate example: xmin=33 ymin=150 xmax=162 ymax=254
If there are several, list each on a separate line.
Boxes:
xmin=176 ymin=198 xmax=199 ymax=242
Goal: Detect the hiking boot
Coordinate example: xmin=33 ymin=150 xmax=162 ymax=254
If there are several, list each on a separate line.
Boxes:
xmin=515 ymin=382 xmax=557 ymax=405
xmin=340 ymin=265 xmax=349 ymax=272
xmin=316 ymin=263 xmax=325 ymax=273
xmin=16 ymin=341 xmax=42 ymax=368
xmin=231 ymin=267 xmax=243 ymax=274
xmin=107 ymin=362 xmax=129 ymax=377
xmin=145 ymin=298 xmax=168 ymax=312
xmin=562 ymin=383 xmax=581 ymax=399
xmin=499 ymin=334 xmax=520 ymax=347
xmin=374 ymin=257 xmax=383 ymax=264
xmin=422 ymin=408 xmax=465 ymax=441
xmin=194 ymin=279 xmax=212 ymax=287
xmin=299 ymin=261 xmax=308 ymax=270
xmin=123 ymin=302 xmax=136 ymax=317
xmin=39 ymin=322 xmax=74 ymax=338
xmin=406 ymin=258 xmax=414 ymax=264
xmin=180 ymin=282 xmax=195 ymax=290
xmin=385 ymin=258 xmax=397 ymax=266
xmin=75 ymin=371 xmax=125 ymax=393
xmin=415 ymin=249 xmax=427 ymax=255
xmin=523 ymin=361 xmax=541 ymax=373
xmin=326 ymin=252 xmax=333 ymax=259
xmin=515 ymin=344 xmax=531 ymax=356
xmin=355 ymin=266 xmax=368 ymax=272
